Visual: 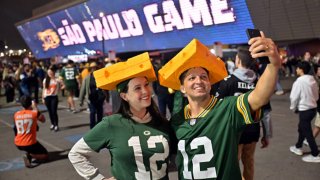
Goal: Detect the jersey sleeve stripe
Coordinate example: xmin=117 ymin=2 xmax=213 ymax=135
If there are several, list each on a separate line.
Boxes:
xmin=236 ymin=94 xmax=251 ymax=124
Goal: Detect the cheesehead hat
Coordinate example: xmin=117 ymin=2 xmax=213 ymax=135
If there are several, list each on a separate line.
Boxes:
xmin=93 ymin=52 xmax=157 ymax=90
xmin=158 ymin=39 xmax=228 ymax=90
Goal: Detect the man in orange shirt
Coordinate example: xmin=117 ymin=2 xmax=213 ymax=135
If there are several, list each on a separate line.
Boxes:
xmin=14 ymin=95 xmax=48 ymax=168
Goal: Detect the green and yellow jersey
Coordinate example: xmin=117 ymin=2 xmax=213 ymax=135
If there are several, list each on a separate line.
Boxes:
xmin=171 ymin=92 xmax=261 ymax=180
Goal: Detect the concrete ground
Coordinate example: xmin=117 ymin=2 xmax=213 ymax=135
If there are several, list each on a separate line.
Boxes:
xmin=0 ymin=76 xmax=319 ymax=180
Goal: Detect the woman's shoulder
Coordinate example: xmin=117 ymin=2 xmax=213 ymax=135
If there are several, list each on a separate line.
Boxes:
xmin=102 ymin=114 xmax=128 ymax=123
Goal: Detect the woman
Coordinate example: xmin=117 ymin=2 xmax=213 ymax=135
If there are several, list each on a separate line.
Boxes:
xmin=69 ymin=53 xmax=176 ymax=180
xmin=42 ymin=66 xmax=63 ymax=132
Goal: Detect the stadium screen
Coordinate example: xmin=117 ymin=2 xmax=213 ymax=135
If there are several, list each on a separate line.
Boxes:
xmin=16 ymin=0 xmax=254 ymax=59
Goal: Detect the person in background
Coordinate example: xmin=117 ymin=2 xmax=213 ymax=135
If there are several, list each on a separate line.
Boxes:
xmin=19 ymin=64 xmax=32 ymax=97
xmin=2 ymin=65 xmax=16 ymax=103
xmin=14 ymin=63 xmax=24 ymax=101
xmin=311 ymin=65 xmax=320 ymax=141
xmin=153 ymin=58 xmax=174 ymax=118
xmin=30 ymin=62 xmax=40 ymax=103
xmin=79 ymin=62 xmax=106 ymax=129
xmin=35 ymin=62 xmax=46 ymax=90
xmin=80 ymin=63 xmax=90 ymax=81
xmin=303 ymin=51 xmax=315 ymax=75
xmin=105 ymin=59 xmax=122 ymax=113
xmin=303 ymin=65 xmax=320 ymax=147
xmin=226 ymin=58 xmax=236 ymax=75
xmin=69 ymin=53 xmax=176 ymax=179
xmin=42 ymin=66 xmax=63 ymax=132
xmin=13 ymin=95 xmax=48 ymax=168
xmin=158 ymin=33 xmax=280 ymax=179
xmin=217 ymin=46 xmax=271 ymax=180
xmin=59 ymin=60 xmax=80 ymax=113
xmin=289 ymin=61 xmax=320 ymax=163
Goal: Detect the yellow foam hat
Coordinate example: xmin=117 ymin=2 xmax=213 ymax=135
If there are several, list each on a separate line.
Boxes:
xmin=93 ymin=52 xmax=157 ymax=90
xmin=158 ymin=39 xmax=227 ymax=90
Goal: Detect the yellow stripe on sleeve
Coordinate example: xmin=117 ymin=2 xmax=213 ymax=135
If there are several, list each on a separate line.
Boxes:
xmin=236 ymin=94 xmax=251 ymax=124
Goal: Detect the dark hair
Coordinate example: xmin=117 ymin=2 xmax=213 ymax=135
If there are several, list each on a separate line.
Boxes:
xmin=237 ymin=46 xmax=255 ymax=68
xmin=45 ymin=66 xmax=57 ymax=89
xmin=116 ymin=78 xmax=167 ymax=124
xmin=297 ymin=61 xmax=311 ymax=74
xmin=179 ymin=67 xmax=209 ymax=85
xmin=20 ymin=95 xmax=32 ymax=109
xmin=67 ymin=60 xmax=74 ymax=65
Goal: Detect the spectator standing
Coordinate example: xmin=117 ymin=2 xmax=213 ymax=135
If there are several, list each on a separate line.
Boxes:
xmin=35 ymin=62 xmax=46 ymax=90
xmin=3 ymin=65 xmax=16 ymax=103
xmin=312 ymin=66 xmax=320 ymax=140
xmin=289 ymin=61 xmax=320 ymax=163
xmin=42 ymin=66 xmax=63 ymax=132
xmin=304 ymin=65 xmax=320 ymax=146
xmin=59 ymin=60 xmax=80 ymax=113
xmin=303 ymin=51 xmax=315 ymax=75
xmin=30 ymin=63 xmax=40 ymax=103
xmin=79 ymin=62 xmax=107 ymax=129
xmin=19 ymin=64 xmax=32 ymax=97
xmin=80 ymin=63 xmax=90 ymax=81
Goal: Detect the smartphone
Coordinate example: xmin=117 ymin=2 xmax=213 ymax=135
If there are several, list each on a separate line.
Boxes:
xmin=246 ymin=28 xmax=270 ymax=64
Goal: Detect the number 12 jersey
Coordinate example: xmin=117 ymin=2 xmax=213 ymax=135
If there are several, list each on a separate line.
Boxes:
xmin=171 ymin=92 xmax=260 ymax=180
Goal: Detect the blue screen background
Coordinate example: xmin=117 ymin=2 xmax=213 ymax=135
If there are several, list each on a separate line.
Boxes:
xmin=16 ymin=0 xmax=254 ymax=59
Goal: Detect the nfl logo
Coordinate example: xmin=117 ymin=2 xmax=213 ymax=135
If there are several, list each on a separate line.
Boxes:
xmin=190 ymin=119 xmax=196 ymax=126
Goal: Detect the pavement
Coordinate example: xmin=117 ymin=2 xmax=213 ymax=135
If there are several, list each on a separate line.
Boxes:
xmin=0 ymin=76 xmax=320 ymax=180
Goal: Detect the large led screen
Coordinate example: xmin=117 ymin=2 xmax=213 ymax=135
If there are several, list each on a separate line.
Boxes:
xmin=16 ymin=0 xmax=254 ymax=59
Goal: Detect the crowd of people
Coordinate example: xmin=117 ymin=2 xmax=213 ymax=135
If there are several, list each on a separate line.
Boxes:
xmin=2 ymin=33 xmax=320 ymax=179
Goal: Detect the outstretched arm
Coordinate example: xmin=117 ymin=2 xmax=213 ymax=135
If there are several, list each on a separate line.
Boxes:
xmin=248 ymin=32 xmax=281 ymax=111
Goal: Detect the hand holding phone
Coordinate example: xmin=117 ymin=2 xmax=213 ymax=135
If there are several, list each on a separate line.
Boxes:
xmin=246 ymin=29 xmax=270 ymax=64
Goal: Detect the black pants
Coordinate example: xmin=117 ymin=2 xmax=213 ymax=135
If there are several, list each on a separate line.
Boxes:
xmin=5 ymin=87 xmax=15 ymax=103
xmin=45 ymin=96 xmax=59 ymax=126
xmin=296 ymin=108 xmax=319 ymax=156
xmin=89 ymin=101 xmax=104 ymax=129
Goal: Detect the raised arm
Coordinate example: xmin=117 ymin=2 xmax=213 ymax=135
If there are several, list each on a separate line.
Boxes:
xmin=248 ymin=32 xmax=281 ymax=111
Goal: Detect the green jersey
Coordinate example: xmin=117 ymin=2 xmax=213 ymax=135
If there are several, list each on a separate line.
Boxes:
xmin=60 ymin=67 xmax=78 ymax=88
xmin=84 ymin=114 xmax=176 ymax=180
xmin=171 ymin=92 xmax=261 ymax=180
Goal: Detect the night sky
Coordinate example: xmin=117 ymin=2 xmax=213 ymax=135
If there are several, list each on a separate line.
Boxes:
xmin=0 ymin=0 xmax=52 ymax=49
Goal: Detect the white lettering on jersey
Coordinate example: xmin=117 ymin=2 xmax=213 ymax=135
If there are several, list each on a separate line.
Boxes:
xmin=237 ymin=82 xmax=255 ymax=90
xmin=15 ymin=119 xmax=33 ymax=134
xmin=178 ymin=136 xmax=217 ymax=179
xmin=128 ymin=135 xmax=169 ymax=179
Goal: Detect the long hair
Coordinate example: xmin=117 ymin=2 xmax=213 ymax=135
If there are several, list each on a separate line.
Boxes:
xmin=45 ymin=66 xmax=56 ymax=89
xmin=116 ymin=79 xmax=168 ymax=125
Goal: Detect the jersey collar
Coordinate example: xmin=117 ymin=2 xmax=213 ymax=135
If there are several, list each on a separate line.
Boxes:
xmin=184 ymin=95 xmax=218 ymax=119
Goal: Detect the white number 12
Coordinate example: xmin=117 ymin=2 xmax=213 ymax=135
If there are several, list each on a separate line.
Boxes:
xmin=178 ymin=136 xmax=217 ymax=179
xmin=128 ymin=135 xmax=169 ymax=180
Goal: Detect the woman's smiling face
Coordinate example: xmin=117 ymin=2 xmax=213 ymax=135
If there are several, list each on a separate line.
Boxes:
xmin=120 ymin=77 xmax=152 ymax=112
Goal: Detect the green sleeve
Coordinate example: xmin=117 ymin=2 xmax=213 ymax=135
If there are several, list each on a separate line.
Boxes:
xmin=235 ymin=91 xmax=262 ymax=125
xmin=83 ymin=118 xmax=111 ymax=152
